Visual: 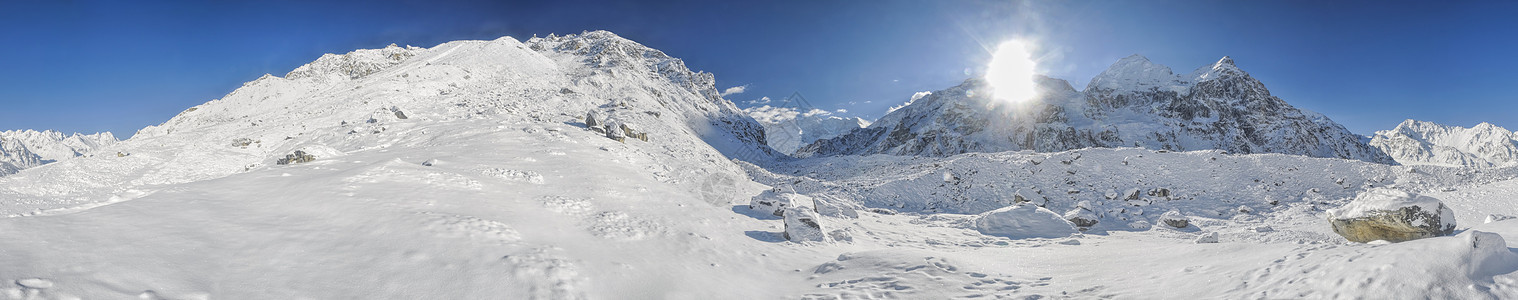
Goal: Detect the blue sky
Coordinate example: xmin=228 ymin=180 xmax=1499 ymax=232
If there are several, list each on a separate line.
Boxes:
xmin=2 ymin=0 xmax=1515 ymax=137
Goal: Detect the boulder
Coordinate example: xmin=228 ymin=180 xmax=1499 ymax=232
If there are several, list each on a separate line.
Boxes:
xmin=585 ymin=110 xmax=601 ymax=128
xmin=1327 ymin=188 xmax=1456 ymax=243
xmin=749 ymin=188 xmax=814 ymax=217
xmin=1487 ymin=214 xmax=1516 ymax=224
xmin=1063 ymin=207 xmax=1099 ymax=229
xmin=1194 ymin=232 xmax=1219 ymax=243
xmin=975 ymin=204 xmax=1078 ymax=239
xmin=1159 ymin=210 xmax=1189 ymax=228
xmin=783 ymin=207 xmax=827 ymax=242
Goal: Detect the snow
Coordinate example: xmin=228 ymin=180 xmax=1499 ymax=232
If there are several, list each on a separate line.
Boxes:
xmin=1328 ymin=188 xmax=1455 ymax=229
xmin=974 ymin=204 xmax=1078 ymax=239
xmin=2 ymin=30 xmax=1518 ymax=299
xmin=1370 ymin=119 xmax=1518 ymax=167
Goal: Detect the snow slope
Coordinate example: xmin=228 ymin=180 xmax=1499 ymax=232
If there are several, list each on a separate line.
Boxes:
xmin=0 ymin=30 xmax=775 ymax=212
xmin=1370 ymin=119 xmax=1518 ymax=167
xmin=0 ymin=130 xmax=116 ymax=176
xmin=744 ymin=105 xmax=869 ymax=155
xmin=796 ymin=56 xmax=1394 ymax=164
xmin=2 ymin=32 xmax=1517 ymax=299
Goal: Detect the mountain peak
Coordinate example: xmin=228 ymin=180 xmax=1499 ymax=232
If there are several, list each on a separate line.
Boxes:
xmin=1215 ymin=56 xmax=1235 ymax=67
xmin=1085 ymin=54 xmax=1179 ymax=93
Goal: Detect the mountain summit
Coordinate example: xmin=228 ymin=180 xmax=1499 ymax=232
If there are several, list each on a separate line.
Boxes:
xmin=796 ymin=56 xmax=1395 ymax=164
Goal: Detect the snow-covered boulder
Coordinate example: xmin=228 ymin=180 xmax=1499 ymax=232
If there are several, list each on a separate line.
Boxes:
xmin=1327 ymin=188 xmax=1456 ymax=243
xmin=1487 ymin=214 xmax=1516 ymax=224
xmin=749 ymin=188 xmax=814 ymax=217
xmin=783 ymin=207 xmax=827 ymax=242
xmin=1063 ymin=205 xmax=1099 ymax=229
xmin=975 ymin=204 xmax=1077 ymax=239
xmin=1159 ymin=210 xmax=1190 ymax=228
xmin=1194 ymin=232 xmax=1219 ymax=243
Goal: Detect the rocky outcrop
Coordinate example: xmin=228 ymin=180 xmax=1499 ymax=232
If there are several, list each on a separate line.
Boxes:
xmin=796 ymin=56 xmax=1393 ymax=164
xmin=276 ymin=150 xmax=316 ymax=165
xmin=1327 ymin=188 xmax=1456 ymax=242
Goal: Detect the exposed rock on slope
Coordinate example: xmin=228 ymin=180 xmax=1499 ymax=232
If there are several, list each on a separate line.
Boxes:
xmin=796 ymin=55 xmax=1394 ymax=164
xmin=1369 ymin=119 xmax=1518 ymax=167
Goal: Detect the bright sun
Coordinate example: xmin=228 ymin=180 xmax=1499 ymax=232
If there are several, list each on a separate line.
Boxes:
xmin=985 ymin=40 xmax=1039 ymax=104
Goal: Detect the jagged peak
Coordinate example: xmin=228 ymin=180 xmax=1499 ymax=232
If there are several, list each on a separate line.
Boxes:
xmin=1215 ymin=56 xmax=1235 ymax=67
xmin=1189 ymin=56 xmax=1247 ymax=82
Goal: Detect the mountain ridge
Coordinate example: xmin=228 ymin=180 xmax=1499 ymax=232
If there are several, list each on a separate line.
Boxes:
xmin=796 ymin=55 xmax=1394 ymax=164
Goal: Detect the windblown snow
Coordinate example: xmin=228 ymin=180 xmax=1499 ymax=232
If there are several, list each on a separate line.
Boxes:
xmin=1 ymin=31 xmax=1516 ymax=299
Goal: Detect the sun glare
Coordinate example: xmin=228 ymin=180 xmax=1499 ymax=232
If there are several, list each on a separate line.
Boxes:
xmin=985 ymin=40 xmax=1039 ymax=104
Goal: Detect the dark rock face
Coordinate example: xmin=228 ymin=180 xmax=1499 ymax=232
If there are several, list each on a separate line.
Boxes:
xmin=795 ymin=56 xmax=1394 ymax=164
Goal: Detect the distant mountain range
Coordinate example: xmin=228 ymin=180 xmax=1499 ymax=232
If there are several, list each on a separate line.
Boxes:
xmin=795 ymin=55 xmax=1395 ymax=164
xmin=1369 ymin=120 xmax=1518 ymax=167
xmin=0 ymin=130 xmax=116 ymax=176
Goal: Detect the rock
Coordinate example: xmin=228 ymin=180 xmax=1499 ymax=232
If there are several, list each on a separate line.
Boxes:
xmin=276 ymin=150 xmax=316 ymax=165
xmin=748 ymin=188 xmax=813 ymax=217
xmin=422 ymin=159 xmax=440 ymax=167
xmin=1063 ymin=207 xmax=1099 ymax=229
xmin=1327 ymin=188 xmax=1456 ymax=243
xmin=1486 ymin=214 xmax=1516 ymax=224
xmin=1160 ymin=210 xmax=1189 ymax=228
xmin=604 ymin=123 xmax=626 ymax=142
xmin=230 ymin=138 xmax=255 ymax=147
xmin=1147 ymin=188 xmax=1171 ymax=199
xmin=975 ymin=204 xmax=1078 ymax=239
xmin=1252 ymin=225 xmax=1275 ymax=233
xmin=1123 ymin=188 xmax=1142 ymax=200
xmin=1012 ymin=189 xmax=1043 ymax=205
xmin=390 ymin=106 xmax=408 ymax=119
xmin=783 ymin=207 xmax=827 ymax=242
xmin=585 ymin=110 xmax=601 ymax=128
xmin=1194 ymin=232 xmax=1219 ymax=243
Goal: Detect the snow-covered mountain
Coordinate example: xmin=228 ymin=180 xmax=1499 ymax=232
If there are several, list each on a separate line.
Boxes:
xmin=1369 ymin=119 xmax=1518 ymax=167
xmin=0 ymin=30 xmax=774 ymax=209
xmin=796 ymin=55 xmax=1395 ymax=164
xmin=0 ymin=130 xmax=116 ymax=176
xmin=744 ymin=105 xmax=869 ymax=154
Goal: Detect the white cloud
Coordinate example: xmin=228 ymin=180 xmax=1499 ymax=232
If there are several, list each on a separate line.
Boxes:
xmin=743 ymin=105 xmax=832 ymax=125
xmin=887 ymin=91 xmax=932 ymax=114
xmin=721 ymin=85 xmax=748 ymax=97
xmin=745 ymin=96 xmax=772 ymax=105
xmin=835 ymin=109 xmax=848 ymax=113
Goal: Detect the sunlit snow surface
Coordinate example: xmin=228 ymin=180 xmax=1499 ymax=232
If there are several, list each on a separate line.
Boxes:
xmin=2 ymin=31 xmax=1517 ymax=299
